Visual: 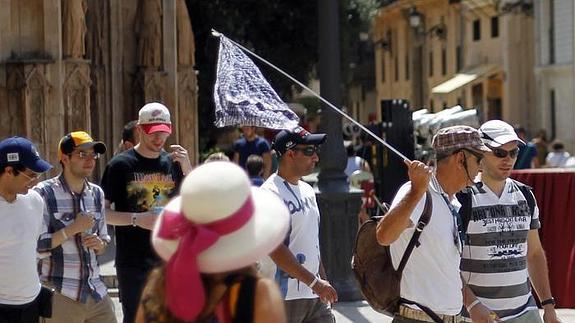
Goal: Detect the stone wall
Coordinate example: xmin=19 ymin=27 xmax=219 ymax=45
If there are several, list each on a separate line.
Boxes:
xmin=0 ymin=0 xmax=199 ymax=178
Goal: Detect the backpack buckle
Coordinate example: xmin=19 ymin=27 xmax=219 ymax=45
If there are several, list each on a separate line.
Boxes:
xmin=415 ymin=221 xmax=426 ymax=232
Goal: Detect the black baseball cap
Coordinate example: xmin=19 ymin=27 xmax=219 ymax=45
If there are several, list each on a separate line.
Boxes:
xmin=0 ymin=137 xmax=52 ymax=173
xmin=273 ymin=127 xmax=327 ymax=156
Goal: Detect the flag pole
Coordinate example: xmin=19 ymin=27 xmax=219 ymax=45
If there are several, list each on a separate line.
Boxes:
xmin=211 ymin=29 xmax=410 ymax=163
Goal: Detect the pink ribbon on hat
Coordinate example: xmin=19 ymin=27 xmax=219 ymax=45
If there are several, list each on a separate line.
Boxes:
xmin=157 ymin=197 xmax=254 ymax=321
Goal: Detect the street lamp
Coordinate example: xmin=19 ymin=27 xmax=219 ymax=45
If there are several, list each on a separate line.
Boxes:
xmin=408 ymin=7 xmax=422 ymax=29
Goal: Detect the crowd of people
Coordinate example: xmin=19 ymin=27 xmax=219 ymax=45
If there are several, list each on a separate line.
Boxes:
xmin=0 ymin=100 xmax=563 ymax=323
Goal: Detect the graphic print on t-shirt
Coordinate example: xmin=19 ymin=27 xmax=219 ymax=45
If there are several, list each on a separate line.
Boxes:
xmin=126 ymin=172 xmax=176 ymax=212
xmin=470 ymin=200 xmax=531 ymax=261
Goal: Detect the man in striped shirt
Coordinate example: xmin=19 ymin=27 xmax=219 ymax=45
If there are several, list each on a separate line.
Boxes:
xmin=461 ymin=120 xmax=560 ymax=323
xmin=35 ymin=131 xmax=116 ymax=323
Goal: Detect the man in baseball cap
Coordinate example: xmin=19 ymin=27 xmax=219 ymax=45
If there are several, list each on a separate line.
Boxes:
xmin=101 ymin=101 xmax=191 ymax=323
xmin=36 ymin=131 xmax=116 ymax=322
xmin=458 ymin=120 xmax=560 ymax=323
xmin=376 ymin=125 xmax=489 ymax=323
xmin=262 ymin=127 xmax=337 ymax=321
xmin=0 ymin=136 xmax=51 ymax=321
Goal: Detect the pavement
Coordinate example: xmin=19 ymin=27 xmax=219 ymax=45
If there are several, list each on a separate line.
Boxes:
xmin=100 ymin=260 xmax=575 ymax=323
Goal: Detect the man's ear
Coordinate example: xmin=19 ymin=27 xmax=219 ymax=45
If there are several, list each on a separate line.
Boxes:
xmin=5 ymin=166 xmax=14 ymax=176
xmin=455 ymin=151 xmax=465 ymax=168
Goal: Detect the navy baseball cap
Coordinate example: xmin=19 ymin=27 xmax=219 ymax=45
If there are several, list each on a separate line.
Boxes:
xmin=273 ymin=127 xmax=327 ymax=156
xmin=0 ymin=137 xmax=52 ymax=173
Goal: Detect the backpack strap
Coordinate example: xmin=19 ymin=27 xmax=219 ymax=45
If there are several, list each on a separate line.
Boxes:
xmin=456 ymin=187 xmax=473 ymax=244
xmin=232 ymin=275 xmax=257 ymax=323
xmin=395 ymin=190 xmax=443 ymax=323
xmin=511 ymin=179 xmax=535 ymax=217
xmin=396 ymin=190 xmax=432 ymax=274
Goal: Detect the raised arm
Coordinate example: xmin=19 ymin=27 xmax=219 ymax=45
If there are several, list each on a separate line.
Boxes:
xmin=376 ymin=160 xmax=431 ymax=246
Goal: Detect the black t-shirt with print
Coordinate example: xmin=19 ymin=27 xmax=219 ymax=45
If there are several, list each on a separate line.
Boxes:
xmin=101 ymin=148 xmax=183 ymax=267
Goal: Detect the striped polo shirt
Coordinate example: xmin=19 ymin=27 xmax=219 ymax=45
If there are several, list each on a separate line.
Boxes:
xmin=35 ymin=175 xmax=111 ymax=303
xmin=461 ymin=178 xmax=540 ymax=320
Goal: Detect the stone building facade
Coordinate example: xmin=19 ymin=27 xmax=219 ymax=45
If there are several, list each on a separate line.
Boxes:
xmin=372 ymin=0 xmax=534 ymax=127
xmin=0 ymin=0 xmax=199 ymax=177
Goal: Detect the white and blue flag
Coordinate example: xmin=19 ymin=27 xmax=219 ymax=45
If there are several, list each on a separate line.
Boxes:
xmin=213 ymin=36 xmax=299 ymax=130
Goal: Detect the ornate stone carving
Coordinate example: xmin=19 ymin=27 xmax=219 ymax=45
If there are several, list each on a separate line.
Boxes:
xmin=3 ymin=64 xmax=50 ymax=153
xmin=176 ymin=0 xmax=195 ymax=67
xmin=136 ymin=0 xmax=163 ymax=68
xmin=25 ymin=68 xmax=48 ymax=146
xmin=63 ymin=0 xmax=88 ymax=58
xmin=64 ymin=63 xmax=91 ymax=132
xmin=178 ymin=67 xmax=198 ymax=162
xmin=85 ymin=0 xmax=107 ymax=66
xmin=4 ymin=66 xmax=26 ymax=137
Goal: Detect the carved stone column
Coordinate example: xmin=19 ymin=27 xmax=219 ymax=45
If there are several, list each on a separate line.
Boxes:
xmin=178 ymin=67 xmax=198 ymax=163
xmin=175 ymin=0 xmax=198 ymax=163
xmin=4 ymin=63 xmax=51 ymax=167
xmin=63 ymin=60 xmax=91 ymax=132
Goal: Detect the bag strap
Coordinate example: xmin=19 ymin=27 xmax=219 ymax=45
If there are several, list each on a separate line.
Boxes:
xmin=396 ymin=190 xmax=432 ymax=274
xmin=400 ymin=298 xmax=444 ymax=323
xmin=512 ymin=179 xmax=535 ymax=217
xmin=395 ymin=191 xmax=443 ymax=323
xmin=456 ymin=187 xmax=473 ymax=244
xmin=232 ymin=276 xmax=257 ymax=323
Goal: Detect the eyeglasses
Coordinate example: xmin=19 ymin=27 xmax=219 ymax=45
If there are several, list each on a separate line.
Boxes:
xmin=461 ymin=149 xmax=483 ymax=163
xmin=291 ymin=146 xmax=320 ymax=157
xmin=69 ymin=151 xmax=100 ymax=160
xmin=19 ymin=171 xmax=41 ymax=182
xmin=490 ymin=147 xmax=519 ymax=159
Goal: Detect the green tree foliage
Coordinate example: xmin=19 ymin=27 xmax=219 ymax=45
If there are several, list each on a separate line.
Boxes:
xmin=185 ymin=0 xmax=319 ymax=150
xmin=185 ymin=0 xmax=379 ymax=151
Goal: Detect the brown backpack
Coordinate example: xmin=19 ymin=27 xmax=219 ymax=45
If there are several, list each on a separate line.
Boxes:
xmin=351 ymin=191 xmax=433 ymax=317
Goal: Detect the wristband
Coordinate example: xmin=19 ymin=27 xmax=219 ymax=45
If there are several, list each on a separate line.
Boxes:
xmin=467 ymin=299 xmax=481 ymax=312
xmin=541 ymin=298 xmax=556 ymax=306
xmin=131 ymin=213 xmax=137 ymax=227
xmin=61 ymin=228 xmax=68 ymax=240
xmin=308 ymin=277 xmax=319 ymax=289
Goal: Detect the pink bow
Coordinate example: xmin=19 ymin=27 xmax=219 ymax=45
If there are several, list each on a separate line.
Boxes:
xmin=157 ymin=197 xmax=254 ymax=321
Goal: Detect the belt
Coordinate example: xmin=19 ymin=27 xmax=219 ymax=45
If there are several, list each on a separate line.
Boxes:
xmin=398 ymin=305 xmax=462 ymax=323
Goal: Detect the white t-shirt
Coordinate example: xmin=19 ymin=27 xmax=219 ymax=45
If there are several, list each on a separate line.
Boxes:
xmin=545 ymin=151 xmax=570 ymax=167
xmin=261 ymin=173 xmax=321 ymax=300
xmin=0 ymin=190 xmax=44 ymax=305
xmin=389 ymin=181 xmax=463 ymax=315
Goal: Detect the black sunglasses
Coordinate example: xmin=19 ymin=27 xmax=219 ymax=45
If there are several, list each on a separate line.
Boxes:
xmin=461 ymin=149 xmax=483 ymax=163
xmin=291 ymin=146 xmax=320 ymax=156
xmin=490 ymin=147 xmax=519 ymax=159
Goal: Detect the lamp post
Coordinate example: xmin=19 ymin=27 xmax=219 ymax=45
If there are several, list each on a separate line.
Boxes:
xmin=408 ymin=6 xmax=426 ymax=108
xmin=316 ymin=0 xmax=362 ymax=301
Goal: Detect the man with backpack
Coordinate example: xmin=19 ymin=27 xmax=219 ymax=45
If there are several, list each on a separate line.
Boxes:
xmin=458 ymin=120 xmax=560 ymax=323
xmin=376 ymin=126 xmax=489 ymax=322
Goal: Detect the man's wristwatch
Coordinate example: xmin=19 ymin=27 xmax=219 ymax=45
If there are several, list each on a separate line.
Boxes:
xmin=541 ymin=298 xmax=556 ymax=306
xmin=131 ymin=213 xmax=138 ymax=227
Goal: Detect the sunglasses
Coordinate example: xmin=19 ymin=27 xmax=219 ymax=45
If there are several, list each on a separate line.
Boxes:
xmin=490 ymin=147 xmax=519 ymax=159
xmin=69 ymin=151 xmax=101 ymax=160
xmin=461 ymin=149 xmax=483 ymax=163
xmin=291 ymin=146 xmax=320 ymax=157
